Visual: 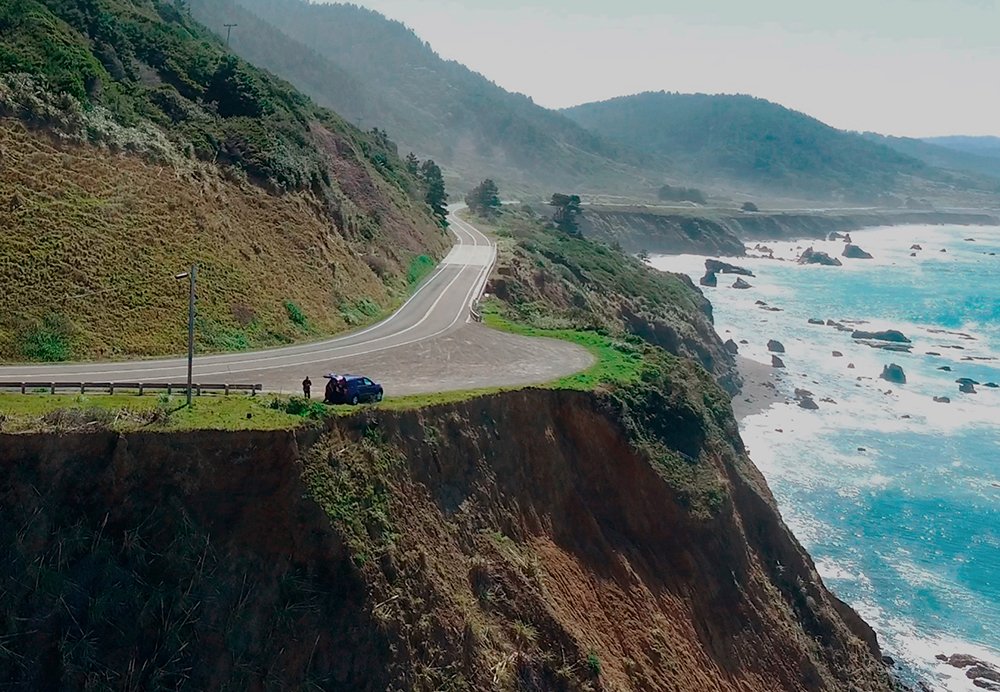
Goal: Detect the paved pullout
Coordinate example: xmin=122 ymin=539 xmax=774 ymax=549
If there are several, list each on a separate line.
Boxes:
xmin=0 ymin=210 xmax=594 ymax=395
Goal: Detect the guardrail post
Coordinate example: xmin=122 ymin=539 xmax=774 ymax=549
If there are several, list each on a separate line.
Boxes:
xmin=196 ymin=384 xmax=201 ymax=397
xmin=138 ymin=383 xmax=144 ymax=396
xmin=109 ymin=383 xmax=114 ymax=395
xmin=50 ymin=382 xmax=55 ymax=395
xmin=224 ymin=384 xmax=230 ymax=395
xmin=21 ymin=383 xmax=25 ymax=394
xmin=81 ymin=383 xmax=85 ymax=395
xmin=167 ymin=384 xmax=172 ymax=395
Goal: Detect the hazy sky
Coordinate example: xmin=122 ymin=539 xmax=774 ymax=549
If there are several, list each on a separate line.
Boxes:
xmin=347 ymin=0 xmax=1000 ymax=137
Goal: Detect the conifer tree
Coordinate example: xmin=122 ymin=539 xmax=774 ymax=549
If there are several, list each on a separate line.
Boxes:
xmin=465 ymin=179 xmax=501 ymax=218
xmin=420 ymin=160 xmax=448 ymax=227
xmin=550 ymin=193 xmax=581 ymax=236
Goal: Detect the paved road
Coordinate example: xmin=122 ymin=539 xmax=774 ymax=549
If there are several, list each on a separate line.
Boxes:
xmin=0 ymin=209 xmax=594 ymax=396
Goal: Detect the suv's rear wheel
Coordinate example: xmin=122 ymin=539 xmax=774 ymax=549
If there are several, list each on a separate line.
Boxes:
xmin=351 ymin=394 xmax=359 ymax=405
xmin=375 ymin=390 xmax=383 ymax=402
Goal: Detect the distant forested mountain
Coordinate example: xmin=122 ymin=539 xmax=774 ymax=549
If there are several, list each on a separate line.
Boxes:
xmin=923 ymin=136 xmax=1000 ymax=160
xmin=864 ymin=133 xmax=1000 ymax=182
xmin=189 ymin=0 xmax=993 ymax=201
xmin=561 ymin=92 xmax=937 ymax=197
xmin=192 ymin=0 xmax=655 ymax=193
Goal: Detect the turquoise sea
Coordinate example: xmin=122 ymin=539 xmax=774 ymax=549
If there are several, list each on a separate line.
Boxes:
xmin=652 ymin=224 xmax=1000 ymax=691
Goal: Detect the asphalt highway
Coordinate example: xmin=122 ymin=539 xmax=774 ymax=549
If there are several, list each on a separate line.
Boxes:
xmin=0 ymin=209 xmax=594 ymax=396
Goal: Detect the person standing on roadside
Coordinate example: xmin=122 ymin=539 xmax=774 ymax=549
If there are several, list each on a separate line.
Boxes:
xmin=302 ymin=376 xmax=312 ymax=399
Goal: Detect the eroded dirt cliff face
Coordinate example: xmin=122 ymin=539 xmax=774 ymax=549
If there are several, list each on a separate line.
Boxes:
xmin=1 ymin=373 xmax=893 ymax=691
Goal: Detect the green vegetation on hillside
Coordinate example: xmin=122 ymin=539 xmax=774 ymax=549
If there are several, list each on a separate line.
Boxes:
xmin=562 ymin=91 xmax=940 ymax=198
xmin=0 ymin=0 xmax=422 ymax=195
xmin=468 ymin=205 xmax=741 ymax=393
xmin=0 ymin=0 xmax=451 ymax=361
xmin=190 ymin=0 xmax=655 ymax=193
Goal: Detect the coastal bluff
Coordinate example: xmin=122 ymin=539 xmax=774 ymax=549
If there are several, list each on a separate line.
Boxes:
xmin=580 ymin=208 xmax=1000 ymax=256
xmin=0 ymin=383 xmax=894 ymax=691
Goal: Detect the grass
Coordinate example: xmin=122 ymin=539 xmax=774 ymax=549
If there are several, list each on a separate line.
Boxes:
xmin=0 ymin=122 xmax=416 ymax=362
xmin=406 ymin=254 xmax=436 ymax=290
xmin=482 ymin=302 xmax=645 ymax=390
xmin=0 ymin=0 xmax=450 ymax=363
xmin=0 ymin=392 xmax=312 ymax=431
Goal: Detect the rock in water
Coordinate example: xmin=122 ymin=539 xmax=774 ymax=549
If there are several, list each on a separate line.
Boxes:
xmin=705 ymin=259 xmax=754 ymax=276
xmin=880 ymin=364 xmax=906 ymax=384
xmin=960 ymin=382 xmax=977 ymax=394
xmin=934 ymin=396 xmax=951 ymax=403
xmin=724 ymin=339 xmax=739 ymax=355
xmin=851 ymin=329 xmax=911 ymax=343
xmin=808 ymin=318 xmax=825 ymax=325
xmin=832 ymin=351 xmax=843 ymax=357
xmin=798 ymin=247 xmax=843 ymax=266
xmin=910 ymin=244 xmax=922 ymax=250
xmin=732 ymin=277 xmax=752 ymax=289
xmin=767 ymin=339 xmax=785 ymax=353
xmin=798 ymin=396 xmax=819 ymax=410
xmin=699 ymin=271 xmax=718 ymax=287
xmin=843 ymin=244 xmax=874 ymax=259
xmin=771 ymin=355 xmax=785 ymax=368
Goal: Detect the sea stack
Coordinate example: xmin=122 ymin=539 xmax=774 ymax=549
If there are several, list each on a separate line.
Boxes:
xmin=880 ymin=364 xmax=906 ymax=384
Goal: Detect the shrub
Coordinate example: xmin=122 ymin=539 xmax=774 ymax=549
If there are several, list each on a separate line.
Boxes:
xmin=21 ymin=312 xmax=73 ymax=361
xmin=283 ymin=299 xmax=308 ymax=327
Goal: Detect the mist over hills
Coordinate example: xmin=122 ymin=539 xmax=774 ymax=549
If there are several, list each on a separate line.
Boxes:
xmin=192 ymin=0 xmax=656 ymax=193
xmin=863 ymin=133 xmax=1000 ymax=184
xmin=561 ymin=91 xmax=945 ymax=199
xmin=186 ymin=0 xmax=999 ymax=204
xmin=923 ymin=136 xmax=1000 ymax=160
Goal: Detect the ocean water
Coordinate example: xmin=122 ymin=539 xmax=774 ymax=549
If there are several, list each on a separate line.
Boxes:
xmin=650 ymin=224 xmax=1000 ymax=691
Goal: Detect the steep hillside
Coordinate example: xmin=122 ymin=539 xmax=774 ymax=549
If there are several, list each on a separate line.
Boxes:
xmin=0 ymin=368 xmax=896 ymax=691
xmin=194 ymin=0 xmax=658 ymax=193
xmin=0 ymin=0 xmax=448 ymax=361
xmin=562 ymin=92 xmax=939 ymax=199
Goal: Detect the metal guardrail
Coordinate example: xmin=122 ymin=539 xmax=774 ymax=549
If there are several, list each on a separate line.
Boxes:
xmin=0 ymin=382 xmax=262 ymax=396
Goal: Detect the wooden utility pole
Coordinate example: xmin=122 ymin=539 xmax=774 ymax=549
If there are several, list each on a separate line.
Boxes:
xmin=175 ymin=266 xmax=197 ymax=406
xmin=224 ymin=23 xmax=237 ymax=46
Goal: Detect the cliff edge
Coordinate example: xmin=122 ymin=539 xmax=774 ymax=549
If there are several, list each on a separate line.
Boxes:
xmin=1 ymin=355 xmax=893 ymax=691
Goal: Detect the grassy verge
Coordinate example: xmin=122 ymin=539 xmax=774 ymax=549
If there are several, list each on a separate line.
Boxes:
xmin=0 ymin=392 xmax=311 ymax=432
xmin=481 ymin=300 xmax=646 ymax=389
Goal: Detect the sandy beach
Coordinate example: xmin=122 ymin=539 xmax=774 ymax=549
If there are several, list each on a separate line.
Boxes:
xmin=731 ymin=355 xmax=788 ymax=422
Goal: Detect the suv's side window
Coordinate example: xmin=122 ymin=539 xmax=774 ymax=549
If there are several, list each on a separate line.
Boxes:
xmin=363 ymin=378 xmax=372 ymax=386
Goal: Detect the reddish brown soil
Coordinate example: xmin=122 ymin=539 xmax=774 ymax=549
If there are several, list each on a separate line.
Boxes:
xmin=0 ymin=388 xmax=894 ymax=692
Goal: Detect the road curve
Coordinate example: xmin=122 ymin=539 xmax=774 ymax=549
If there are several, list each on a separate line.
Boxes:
xmin=0 ymin=209 xmax=594 ymax=396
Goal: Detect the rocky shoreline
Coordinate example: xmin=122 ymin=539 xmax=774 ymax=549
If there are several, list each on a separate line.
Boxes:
xmin=582 ymin=208 xmax=1000 ymax=256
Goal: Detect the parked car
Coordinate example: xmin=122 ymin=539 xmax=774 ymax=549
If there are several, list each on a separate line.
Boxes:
xmin=323 ymin=374 xmax=383 ymax=405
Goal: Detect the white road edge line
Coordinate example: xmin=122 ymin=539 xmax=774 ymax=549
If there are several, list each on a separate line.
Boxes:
xmin=0 ymin=208 xmax=497 ymax=382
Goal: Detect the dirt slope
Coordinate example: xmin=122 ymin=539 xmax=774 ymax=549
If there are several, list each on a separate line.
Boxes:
xmin=1 ymin=367 xmax=894 ymax=691
xmin=0 ymin=120 xmax=448 ymax=361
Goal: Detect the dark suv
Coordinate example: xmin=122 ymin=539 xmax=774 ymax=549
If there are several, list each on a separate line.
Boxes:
xmin=323 ymin=375 xmax=383 ymax=405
